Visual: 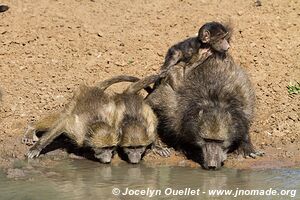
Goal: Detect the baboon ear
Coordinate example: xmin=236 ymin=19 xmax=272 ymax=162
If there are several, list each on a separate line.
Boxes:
xmin=201 ymin=30 xmax=210 ymax=43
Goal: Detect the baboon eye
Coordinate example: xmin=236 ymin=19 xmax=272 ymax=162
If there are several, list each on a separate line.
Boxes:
xmin=127 ymin=146 xmax=144 ymax=150
xmin=203 ymin=138 xmax=224 ymax=143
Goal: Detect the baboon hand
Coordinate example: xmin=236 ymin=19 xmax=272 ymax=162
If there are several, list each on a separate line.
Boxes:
xmin=152 ymin=146 xmax=172 ymax=157
xmin=26 ymin=147 xmax=42 ymax=159
xmin=238 ymin=143 xmax=264 ymax=159
xmin=248 ymin=151 xmax=265 ymax=159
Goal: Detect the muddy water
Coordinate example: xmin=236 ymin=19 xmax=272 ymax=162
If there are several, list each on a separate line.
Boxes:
xmin=0 ymin=159 xmax=299 ymax=200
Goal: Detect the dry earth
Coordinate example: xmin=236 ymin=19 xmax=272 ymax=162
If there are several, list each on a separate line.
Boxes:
xmin=0 ymin=0 xmax=299 ymax=170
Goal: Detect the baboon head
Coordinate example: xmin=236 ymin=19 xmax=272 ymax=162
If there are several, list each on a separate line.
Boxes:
xmin=122 ymin=146 xmax=147 ymax=164
xmin=93 ymin=147 xmax=116 ymax=164
xmin=119 ymin=121 xmax=150 ymax=164
xmin=196 ymin=109 xmax=232 ymax=170
xmin=87 ymin=122 xmax=120 ymax=164
xmin=198 ymin=21 xmax=232 ymax=53
xmin=200 ymin=140 xmax=228 ymax=170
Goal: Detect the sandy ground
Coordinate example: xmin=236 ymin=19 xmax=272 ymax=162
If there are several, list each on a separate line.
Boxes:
xmin=0 ymin=0 xmax=299 ymax=170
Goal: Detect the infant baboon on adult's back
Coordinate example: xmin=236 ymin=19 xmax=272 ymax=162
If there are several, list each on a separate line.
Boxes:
xmin=155 ymin=21 xmax=232 ymax=91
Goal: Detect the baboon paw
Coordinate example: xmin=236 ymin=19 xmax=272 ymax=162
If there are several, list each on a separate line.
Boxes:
xmin=240 ymin=148 xmax=264 ymax=159
xmin=152 ymin=147 xmax=172 ymax=157
xmin=247 ymin=151 xmax=265 ymax=159
xmin=236 ymin=141 xmax=265 ymax=159
xmin=26 ymin=148 xmax=41 ymax=159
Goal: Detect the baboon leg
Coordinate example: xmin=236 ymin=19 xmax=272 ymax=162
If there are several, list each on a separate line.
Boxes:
xmin=27 ymin=120 xmax=66 ymax=158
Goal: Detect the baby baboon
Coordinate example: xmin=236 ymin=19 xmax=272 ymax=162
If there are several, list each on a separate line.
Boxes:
xmin=147 ymin=48 xmax=262 ymax=170
xmin=156 ymin=22 xmax=232 ymax=90
xmin=116 ymin=96 xmax=157 ymax=164
xmin=104 ymin=75 xmax=170 ymax=164
xmin=25 ymin=75 xmax=140 ymax=163
xmin=85 ymin=122 xmax=120 ymax=163
xmin=162 ymin=21 xmax=231 ymax=72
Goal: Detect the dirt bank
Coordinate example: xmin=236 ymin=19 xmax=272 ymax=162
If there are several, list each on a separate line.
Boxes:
xmin=0 ymin=0 xmax=299 ymax=170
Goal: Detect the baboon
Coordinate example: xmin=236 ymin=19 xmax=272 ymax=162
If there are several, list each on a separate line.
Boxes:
xmin=104 ymin=75 xmax=170 ymax=164
xmin=25 ymin=75 xmax=140 ymax=163
xmin=156 ymin=22 xmax=232 ymax=91
xmin=147 ymin=43 xmax=262 ymax=170
xmin=85 ymin=122 xmax=120 ymax=163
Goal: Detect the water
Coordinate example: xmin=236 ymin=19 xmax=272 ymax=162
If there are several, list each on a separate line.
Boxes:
xmin=0 ymin=159 xmax=299 ymax=200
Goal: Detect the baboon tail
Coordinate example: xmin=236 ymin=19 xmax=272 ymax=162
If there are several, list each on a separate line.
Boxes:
xmin=96 ymin=75 xmax=140 ymax=91
xmin=125 ymin=74 xmax=159 ymax=94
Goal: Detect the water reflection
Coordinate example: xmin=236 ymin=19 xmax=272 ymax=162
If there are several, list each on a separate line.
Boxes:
xmin=0 ymin=159 xmax=299 ymax=200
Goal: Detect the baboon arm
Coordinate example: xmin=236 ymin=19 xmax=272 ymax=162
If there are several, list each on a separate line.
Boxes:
xmin=237 ymin=134 xmax=264 ymax=158
xmin=27 ymin=119 xmax=66 ymax=156
xmin=160 ymin=49 xmax=182 ymax=76
xmin=185 ymin=49 xmax=212 ymax=75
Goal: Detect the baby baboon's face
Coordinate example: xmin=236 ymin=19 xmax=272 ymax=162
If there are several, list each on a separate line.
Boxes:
xmin=211 ymin=35 xmax=230 ymax=53
xmin=123 ymin=146 xmax=147 ymax=164
xmin=94 ymin=147 xmax=116 ymax=164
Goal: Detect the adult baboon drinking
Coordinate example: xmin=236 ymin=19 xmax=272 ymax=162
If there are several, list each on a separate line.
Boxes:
xmin=147 ymin=25 xmax=262 ymax=170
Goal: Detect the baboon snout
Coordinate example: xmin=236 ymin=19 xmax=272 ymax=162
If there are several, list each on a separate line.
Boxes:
xmin=128 ymin=153 xmax=142 ymax=164
xmin=203 ymin=159 xmax=222 ymax=170
xmin=202 ymin=142 xmax=227 ymax=170
xmin=94 ymin=148 xmax=114 ymax=164
xmin=95 ymin=153 xmax=112 ymax=164
xmin=123 ymin=146 xmax=146 ymax=164
xmin=207 ymin=160 xmax=218 ymax=170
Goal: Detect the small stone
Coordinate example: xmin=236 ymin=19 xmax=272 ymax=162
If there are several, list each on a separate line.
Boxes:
xmin=237 ymin=11 xmax=243 ymax=16
xmin=0 ymin=5 xmax=9 ymax=13
xmin=255 ymin=0 xmax=262 ymax=7
xmin=97 ymin=32 xmax=103 ymax=37
xmin=272 ymin=130 xmax=286 ymax=137
xmin=250 ymin=42 xmax=257 ymax=48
